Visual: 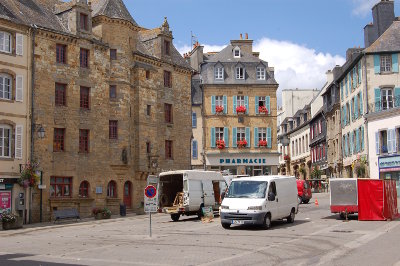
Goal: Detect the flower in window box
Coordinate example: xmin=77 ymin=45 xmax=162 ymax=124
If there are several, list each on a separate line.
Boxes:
xmin=236 ymin=106 xmax=246 ymax=114
xmin=284 ymin=155 xmax=290 ymax=161
xmin=216 ymin=140 xmax=225 ymax=150
xmin=18 ymin=161 xmax=40 ymax=188
xmin=237 ymin=139 xmax=248 ymax=148
xmin=258 ymin=106 xmax=268 ymax=114
xmin=215 ymin=105 xmax=224 ymax=114
xmin=259 ymin=140 xmax=268 ymax=147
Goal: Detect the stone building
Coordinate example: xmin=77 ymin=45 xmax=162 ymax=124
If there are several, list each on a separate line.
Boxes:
xmin=0 ymin=0 xmax=192 ymax=222
xmin=189 ymin=35 xmax=279 ymax=175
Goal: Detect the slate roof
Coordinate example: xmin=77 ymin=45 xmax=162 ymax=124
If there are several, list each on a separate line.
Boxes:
xmin=90 ymin=0 xmax=137 ymax=26
xmin=365 ymin=20 xmax=400 ymax=53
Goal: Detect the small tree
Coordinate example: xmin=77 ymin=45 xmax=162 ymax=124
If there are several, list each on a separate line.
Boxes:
xmin=310 ymin=166 xmax=322 ymax=179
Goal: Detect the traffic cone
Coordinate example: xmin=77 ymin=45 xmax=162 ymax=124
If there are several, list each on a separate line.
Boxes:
xmin=315 ymin=199 xmax=319 ymax=206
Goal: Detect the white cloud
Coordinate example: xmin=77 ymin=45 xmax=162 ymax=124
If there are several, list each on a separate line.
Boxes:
xmin=177 ymin=44 xmax=227 ymax=55
xmin=352 ymin=0 xmax=377 ymax=17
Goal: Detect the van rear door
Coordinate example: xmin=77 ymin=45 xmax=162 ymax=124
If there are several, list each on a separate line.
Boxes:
xmin=188 ymin=179 xmax=203 ymax=211
xmin=268 ymin=181 xmax=279 ymax=219
xmin=202 ymin=180 xmax=215 ymax=207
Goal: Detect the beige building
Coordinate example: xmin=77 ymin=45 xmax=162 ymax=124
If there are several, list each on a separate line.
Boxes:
xmin=189 ymin=36 xmax=279 ymax=175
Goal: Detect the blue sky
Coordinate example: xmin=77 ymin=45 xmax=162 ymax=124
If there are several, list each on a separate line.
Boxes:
xmin=126 ymin=0 xmax=400 ymax=101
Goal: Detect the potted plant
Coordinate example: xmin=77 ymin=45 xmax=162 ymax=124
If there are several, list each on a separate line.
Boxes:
xmin=258 ymin=106 xmax=268 ymax=114
xmin=259 ymin=140 xmax=268 ymax=147
xmin=284 ymin=155 xmax=290 ymax=162
xmin=216 ymin=140 xmax=225 ymax=150
xmin=236 ymin=106 xmax=246 ymax=114
xmin=92 ymin=207 xmax=112 ymax=219
xmin=1 ymin=212 xmax=23 ymax=230
xmin=18 ymin=161 xmax=40 ymax=188
xmin=215 ymin=105 xmax=224 ymax=114
xmin=352 ymin=157 xmax=367 ymax=178
xmin=237 ymin=139 xmax=248 ymax=148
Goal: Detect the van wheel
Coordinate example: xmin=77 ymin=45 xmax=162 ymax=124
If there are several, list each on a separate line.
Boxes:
xmin=263 ymin=213 xmax=271 ymax=229
xmin=303 ymin=199 xmax=310 ymax=204
xmin=221 ymin=223 xmax=231 ymax=229
xmin=171 ymin=214 xmax=180 ymax=222
xmin=287 ymin=209 xmax=295 ymax=223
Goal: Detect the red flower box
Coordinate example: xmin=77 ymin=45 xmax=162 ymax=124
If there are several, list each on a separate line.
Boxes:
xmin=259 ymin=140 xmax=268 ymax=147
xmin=237 ymin=139 xmax=248 ymax=148
xmin=216 ymin=140 xmax=225 ymax=149
xmin=236 ymin=106 xmax=246 ymax=114
xmin=258 ymin=106 xmax=268 ymax=114
xmin=284 ymin=155 xmax=290 ymax=161
xmin=215 ymin=105 xmax=224 ymax=113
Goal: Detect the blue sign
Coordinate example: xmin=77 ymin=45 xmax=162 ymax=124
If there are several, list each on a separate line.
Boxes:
xmin=220 ymin=158 xmax=267 ymax=164
xmin=144 ymin=185 xmax=157 ymax=199
xmin=379 ymin=155 xmax=400 ymax=172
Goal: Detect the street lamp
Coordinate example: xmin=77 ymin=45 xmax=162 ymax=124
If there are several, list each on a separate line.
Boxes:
xmin=37 ymin=125 xmax=45 ymax=139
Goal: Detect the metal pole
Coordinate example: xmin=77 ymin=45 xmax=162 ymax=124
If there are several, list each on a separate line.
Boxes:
xmin=40 ymin=171 xmax=42 ymax=223
xmin=149 ymin=212 xmax=152 ymax=238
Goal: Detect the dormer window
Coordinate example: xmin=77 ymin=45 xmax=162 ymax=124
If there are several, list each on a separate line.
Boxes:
xmin=256 ymin=67 xmax=266 ymax=80
xmin=0 ymin=31 xmax=11 ymax=53
xmin=164 ymin=40 xmax=171 ymax=56
xmin=236 ymin=67 xmax=244 ymax=80
xmin=215 ymin=67 xmax=224 ymax=80
xmin=234 ymin=47 xmax=240 ymax=58
xmin=80 ymin=13 xmax=89 ymax=31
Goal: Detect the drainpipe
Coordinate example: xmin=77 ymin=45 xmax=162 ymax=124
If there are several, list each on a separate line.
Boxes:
xmin=30 ymin=24 xmax=37 ymax=224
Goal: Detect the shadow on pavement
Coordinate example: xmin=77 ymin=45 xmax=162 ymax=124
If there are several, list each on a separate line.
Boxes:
xmin=0 ymin=254 xmax=84 ymax=266
xmin=321 ymin=214 xmax=359 ymax=220
xmin=227 ymin=219 xmax=310 ymax=231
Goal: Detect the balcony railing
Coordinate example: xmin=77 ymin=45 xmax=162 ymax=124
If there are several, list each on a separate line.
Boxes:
xmin=370 ymin=96 xmax=400 ymax=113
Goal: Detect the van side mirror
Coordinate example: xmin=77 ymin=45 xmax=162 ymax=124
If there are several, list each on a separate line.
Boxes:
xmin=268 ymin=192 xmax=275 ymax=201
xmin=221 ymin=191 xmax=226 ymax=200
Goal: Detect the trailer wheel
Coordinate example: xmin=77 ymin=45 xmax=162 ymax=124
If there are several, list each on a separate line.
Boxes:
xmin=171 ymin=214 xmax=180 ymax=222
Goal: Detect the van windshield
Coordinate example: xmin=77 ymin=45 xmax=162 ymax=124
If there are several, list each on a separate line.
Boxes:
xmin=226 ymin=181 xmax=268 ymax=199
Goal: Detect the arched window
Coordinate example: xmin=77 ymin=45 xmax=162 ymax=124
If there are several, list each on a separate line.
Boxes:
xmin=107 ymin=180 xmax=117 ymax=198
xmin=0 ymin=74 xmax=12 ymax=100
xmin=0 ymin=124 xmax=11 ymax=158
xmin=79 ymin=181 xmax=90 ymax=198
xmin=0 ymin=31 xmax=12 ymax=53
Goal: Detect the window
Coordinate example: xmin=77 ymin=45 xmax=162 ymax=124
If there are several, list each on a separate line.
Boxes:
xmin=234 ymin=47 xmax=240 ymax=58
xmin=56 ymin=44 xmax=67 ymax=64
xmin=146 ymin=142 xmax=151 ymax=154
xmin=110 ymin=49 xmax=117 ymax=60
xmin=146 ymin=105 xmax=151 ymax=116
xmin=192 ymin=140 xmax=198 ymax=159
xmin=164 ymin=71 xmax=172 ymax=88
xmin=215 ymin=67 xmax=224 ymax=80
xmin=258 ymin=128 xmax=267 ymax=141
xmin=380 ymin=54 xmax=392 ymax=73
xmin=215 ymin=96 xmax=223 ymax=107
xmin=346 ymin=103 xmax=350 ymax=124
xmin=80 ymin=13 xmax=89 ymax=31
xmin=80 ymin=86 xmax=90 ymax=109
xmin=146 ymin=70 xmax=150 ymax=79
xmin=382 ymin=88 xmax=393 ymax=110
xmin=258 ymin=96 xmax=266 ymax=109
xmin=318 ymin=120 xmax=322 ymax=134
xmin=0 ymin=125 xmax=11 ymax=158
xmin=165 ymin=103 xmax=173 ymax=123
xmin=50 ymin=177 xmax=72 ymax=198
xmin=79 ymin=181 xmax=89 ymax=198
xmin=164 ymin=40 xmax=170 ymax=56
xmin=237 ymin=127 xmax=245 ymax=141
xmin=295 ymin=139 xmax=298 ymax=156
xmin=53 ymin=128 xmax=65 ymax=152
xmin=192 ymin=112 xmax=197 ymax=128
xmin=236 ymin=67 xmax=244 ymax=79
xmin=109 ymin=120 xmax=118 ymax=139
xmin=55 ymin=83 xmax=66 ymax=106
xmin=256 ymin=67 xmax=266 ymax=80
xmin=107 ymin=180 xmax=117 ymax=198
xmin=380 ymin=130 xmax=388 ymax=153
xmin=237 ymin=95 xmax=245 ymax=107
xmin=109 ymin=85 xmax=116 ymax=99
xmin=79 ymin=129 xmax=89 ymax=153
xmin=165 ymin=140 xmax=173 ymax=159
xmin=0 ymin=74 xmax=12 ymax=100
xmin=80 ymin=48 xmax=89 ymax=68
xmin=216 ymin=127 xmax=224 ymax=141
xmin=0 ymin=31 xmax=11 ymax=53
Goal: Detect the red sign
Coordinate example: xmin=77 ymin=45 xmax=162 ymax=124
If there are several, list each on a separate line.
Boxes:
xmin=144 ymin=185 xmax=157 ymax=199
xmin=0 ymin=191 xmax=11 ymax=213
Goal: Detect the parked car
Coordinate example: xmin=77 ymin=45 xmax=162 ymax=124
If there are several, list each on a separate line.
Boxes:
xmin=296 ymin=180 xmax=312 ymax=204
xmin=220 ymin=175 xmax=298 ymax=229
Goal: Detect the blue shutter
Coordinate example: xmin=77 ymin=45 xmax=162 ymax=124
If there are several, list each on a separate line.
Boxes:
xmin=345 ymin=76 xmax=348 ymax=96
xmin=374 ymin=88 xmax=381 ymax=112
xmin=233 ymin=96 xmax=237 ymax=114
xmin=245 ymin=127 xmax=250 ymax=147
xmin=360 ymin=92 xmax=363 ymax=115
xmin=245 ymin=96 xmax=249 ymax=114
xmin=267 ymin=127 xmax=272 ymax=148
xmin=211 ymin=96 xmax=216 ymax=114
xmin=345 ymin=135 xmax=348 ymax=157
xmin=394 ymin=88 xmax=400 ymax=107
xmin=192 ymin=140 xmax=198 ymax=159
xmin=351 ymin=99 xmax=354 ymax=122
xmin=224 ymin=127 xmax=229 ymax=148
xmin=392 ymin=54 xmax=398 ymax=73
xmin=392 ymin=129 xmax=397 ymax=154
xmin=349 ymin=132 xmax=353 ymax=155
xmin=374 ymin=55 xmax=381 ymax=74
xmin=255 ymin=96 xmax=259 ymax=114
xmin=354 ymin=96 xmax=358 ymax=119
xmin=266 ymin=96 xmax=270 ymax=114
xmin=254 ymin=127 xmax=259 ymax=147
xmin=341 ymin=81 xmax=344 ymax=101
xmin=344 ymin=105 xmax=347 ymax=125
xmin=353 ymin=68 xmax=357 ymax=89
xmin=211 ymin=128 xmax=216 ymax=148
xmin=342 ymin=137 xmax=345 ymax=158
xmin=232 ymin=128 xmax=237 ymax=148
xmin=358 ymin=61 xmax=362 ymax=84
xmin=361 ymin=126 xmax=365 ymax=151
xmin=341 ymin=107 xmax=344 ymax=128
xmin=375 ymin=131 xmax=380 ymax=155
xmin=356 ymin=129 xmax=359 ymax=153
xmin=223 ymin=95 xmax=227 ymax=114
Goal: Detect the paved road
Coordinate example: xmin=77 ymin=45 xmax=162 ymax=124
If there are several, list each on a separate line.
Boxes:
xmin=1 ymin=193 xmax=400 ymax=266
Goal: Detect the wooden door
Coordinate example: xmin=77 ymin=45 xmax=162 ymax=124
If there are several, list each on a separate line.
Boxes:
xmin=123 ymin=181 xmax=132 ymax=208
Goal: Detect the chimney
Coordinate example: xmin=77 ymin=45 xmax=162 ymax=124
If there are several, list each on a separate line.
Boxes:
xmin=364 ymin=0 xmax=395 ymax=47
xmin=231 ymin=33 xmax=253 ymax=55
xmin=245 ymin=33 xmax=248 ymax=40
xmin=240 ymin=33 xmax=243 ymax=40
xmin=189 ymin=44 xmax=204 ymax=72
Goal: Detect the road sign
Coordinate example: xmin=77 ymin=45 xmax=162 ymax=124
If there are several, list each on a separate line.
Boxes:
xmin=144 ymin=185 xmax=158 ymax=213
xmin=144 ymin=185 xmax=157 ymax=199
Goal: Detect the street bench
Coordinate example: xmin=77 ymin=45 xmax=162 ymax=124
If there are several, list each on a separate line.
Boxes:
xmin=53 ymin=209 xmax=81 ymax=223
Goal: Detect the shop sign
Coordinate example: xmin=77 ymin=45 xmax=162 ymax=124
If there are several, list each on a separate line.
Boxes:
xmin=379 ymin=156 xmax=400 ymax=172
xmin=0 ymin=191 xmax=11 ymax=214
xmin=219 ymin=158 xmax=267 ymax=165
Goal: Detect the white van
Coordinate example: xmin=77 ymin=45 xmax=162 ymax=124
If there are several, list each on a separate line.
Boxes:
xmin=220 ymin=175 xmax=298 ymax=229
xmin=159 ymin=170 xmax=226 ymax=221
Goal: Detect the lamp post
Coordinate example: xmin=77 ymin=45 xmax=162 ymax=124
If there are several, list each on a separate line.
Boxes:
xmin=37 ymin=125 xmax=45 ymax=139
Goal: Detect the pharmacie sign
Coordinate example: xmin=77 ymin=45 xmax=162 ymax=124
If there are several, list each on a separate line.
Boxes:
xmin=219 ymin=158 xmax=267 ymax=165
xmin=379 ymin=156 xmax=400 ymax=172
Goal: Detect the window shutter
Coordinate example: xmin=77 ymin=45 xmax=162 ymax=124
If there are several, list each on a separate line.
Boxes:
xmin=394 ymin=88 xmax=400 ymax=108
xmin=353 ymin=68 xmax=357 ymax=89
xmin=211 ymin=96 xmax=216 ymax=114
xmin=388 ymin=130 xmax=393 ymax=153
xmin=361 ymin=126 xmax=365 ymax=151
xmin=374 ymin=88 xmax=381 ymax=112
xmin=224 ymin=127 xmax=229 ymax=148
xmin=356 ymin=129 xmax=359 ymax=153
xmin=341 ymin=81 xmax=344 ymax=101
xmin=344 ymin=105 xmax=347 ymax=125
xmin=245 ymin=127 xmax=250 ymax=147
xmin=233 ymin=96 xmax=237 ymax=114
xmin=255 ymin=96 xmax=259 ymax=114
xmin=374 ymin=54 xmax=381 ymax=74
xmin=192 ymin=112 xmax=197 ymax=128
xmin=232 ymin=127 xmax=237 ymax=148
xmin=354 ymin=96 xmax=358 ymax=119
xmin=392 ymin=54 xmax=398 ymax=73
xmin=245 ymin=96 xmax=249 ymax=114
xmin=349 ymin=132 xmax=353 ymax=155
xmin=351 ymin=99 xmax=354 ymax=122
xmin=392 ymin=129 xmax=397 ymax=154
xmin=16 ymin=75 xmax=23 ymax=102
xmin=360 ymin=92 xmax=363 ymax=115
xmin=342 ymin=137 xmax=345 ymax=158
xmin=254 ymin=127 xmax=259 ymax=147
xmin=16 ymin=33 xmax=23 ymax=56
xmin=192 ymin=140 xmax=198 ymax=159
xmin=344 ymin=135 xmax=348 ymax=157
xmin=345 ymin=76 xmax=348 ymax=96
xmin=223 ymin=96 xmax=227 ymax=114
xmin=211 ymin=128 xmax=216 ymax=148
xmin=358 ymin=61 xmax=362 ymax=84
xmin=15 ymin=125 xmax=23 ymax=159
xmin=266 ymin=96 xmax=270 ymax=114
xmin=267 ymin=127 xmax=272 ymax=148
xmin=375 ymin=131 xmax=380 ymax=155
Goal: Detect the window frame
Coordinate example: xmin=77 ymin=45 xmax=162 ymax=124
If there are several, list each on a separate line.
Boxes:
xmin=56 ymin=44 xmax=67 ymax=64
xmin=79 ymin=181 xmax=90 ymax=198
xmin=79 ymin=129 xmax=90 ymax=153
xmin=164 ymin=103 xmax=173 ymax=123
xmin=164 ymin=40 xmax=171 ymax=56
xmin=192 ymin=112 xmax=197 ymax=128
xmin=258 ymin=127 xmax=267 ymax=141
xmin=237 ymin=127 xmax=246 ymax=141
xmin=53 ymin=128 xmax=65 ymax=152
xmin=234 ymin=47 xmax=240 ymax=58
xmin=107 ymin=180 xmax=117 ymax=198
xmin=146 ymin=105 xmax=151 ymax=116
xmin=216 ymin=127 xmax=224 ymax=141
xmin=380 ymin=54 xmax=392 ymax=73
xmin=165 ymin=140 xmax=173 ymax=160
xmin=0 ymin=124 xmax=11 ymax=158
xmin=109 ymin=120 xmax=118 ymax=140
xmin=55 ymin=83 xmax=66 ymax=106
xmin=0 ymin=73 xmax=12 ymax=100
xmin=80 ymin=13 xmax=89 ymax=31
xmin=237 ymin=95 xmax=245 ymax=107
xmin=0 ymin=31 xmax=12 ymax=54
xmin=80 ymin=86 xmax=90 ymax=109
xmin=80 ymin=48 xmax=89 ymax=68
xmin=235 ymin=67 xmax=244 ymax=80
xmin=110 ymin=49 xmax=117 ymax=60
xmin=381 ymin=88 xmax=393 ymax=110
xmin=164 ymin=70 xmax=172 ymax=88
xmin=215 ymin=67 xmax=224 ymax=80
xmin=256 ymin=67 xmax=266 ymax=80
xmin=109 ymin=85 xmax=117 ymax=99
xmin=50 ymin=177 xmax=72 ymax=198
